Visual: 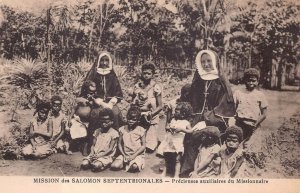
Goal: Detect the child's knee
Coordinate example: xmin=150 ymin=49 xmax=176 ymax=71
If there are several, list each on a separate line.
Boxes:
xmin=81 ymin=159 xmax=90 ymax=170
xmin=129 ymin=163 xmax=139 ymax=172
xmin=21 ymin=146 xmax=32 ymax=156
xmin=91 ymin=161 xmax=104 ymax=172
xmin=111 ymin=160 xmax=123 ymax=170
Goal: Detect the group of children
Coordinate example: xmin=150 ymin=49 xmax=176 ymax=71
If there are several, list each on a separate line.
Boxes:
xmin=158 ymin=67 xmax=267 ymax=178
xmin=20 ymin=57 xmax=267 ymax=178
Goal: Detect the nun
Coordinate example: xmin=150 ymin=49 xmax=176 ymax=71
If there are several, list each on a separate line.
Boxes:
xmin=180 ymin=50 xmax=235 ymax=177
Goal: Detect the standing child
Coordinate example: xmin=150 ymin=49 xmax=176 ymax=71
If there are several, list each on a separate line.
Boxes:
xmin=131 ymin=61 xmax=163 ymax=152
xmin=189 ymin=126 xmax=221 ymax=178
xmin=22 ymin=102 xmax=53 ymax=159
xmin=220 ymin=126 xmax=244 ymax=178
xmin=233 ymin=68 xmax=268 ymax=142
xmin=49 ymin=95 xmax=70 ymax=154
xmin=164 ymin=83 xmax=192 ymax=123
xmin=81 ymin=108 xmax=119 ymax=172
xmin=161 ymin=102 xmax=193 ymax=178
xmin=111 ymin=106 xmax=146 ymax=172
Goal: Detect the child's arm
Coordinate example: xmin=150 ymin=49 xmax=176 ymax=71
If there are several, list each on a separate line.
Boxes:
xmin=29 ymin=122 xmax=36 ymax=148
xmin=254 ymin=107 xmax=267 ymax=128
xmin=230 ymin=155 xmax=244 ymax=178
xmin=128 ymin=133 xmax=146 ymax=161
xmin=33 ymin=118 xmax=53 ymax=138
xmin=96 ymin=138 xmax=118 ymax=157
xmin=194 ymin=153 xmax=217 ymax=175
xmin=175 ymin=122 xmax=193 ymax=134
xmin=118 ymin=133 xmax=126 ymax=157
xmin=151 ymin=90 xmax=163 ymax=118
xmin=165 ymin=104 xmax=173 ymax=123
xmin=47 ymin=118 xmax=54 ymax=138
xmin=189 ymin=152 xmax=201 ymax=177
xmin=89 ymin=136 xmax=96 ymax=156
xmin=68 ymin=107 xmax=76 ymax=127
xmin=51 ymin=119 xmax=66 ymax=147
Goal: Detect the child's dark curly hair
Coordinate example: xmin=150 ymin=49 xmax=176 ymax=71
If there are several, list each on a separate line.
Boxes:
xmin=179 ymin=83 xmax=192 ymax=102
xmin=50 ymin=95 xmax=62 ymax=104
xmin=36 ymin=101 xmax=51 ymax=112
xmin=98 ymin=108 xmax=114 ymax=121
xmin=81 ymin=80 xmax=96 ymax=94
xmin=176 ymin=102 xmax=193 ymax=119
xmin=244 ymin=68 xmax=260 ymax=80
xmin=141 ymin=61 xmax=156 ymax=74
xmin=225 ymin=125 xmax=243 ymax=142
xmin=201 ymin=126 xmax=221 ymax=146
xmin=127 ymin=105 xmax=141 ymax=120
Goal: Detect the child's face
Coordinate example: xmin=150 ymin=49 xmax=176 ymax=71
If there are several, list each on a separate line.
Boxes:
xmin=88 ymin=83 xmax=96 ymax=95
xmin=245 ymin=76 xmax=258 ymax=91
xmin=99 ymin=115 xmax=113 ymax=130
xmin=127 ymin=114 xmax=139 ymax=128
xmin=201 ymin=53 xmax=214 ymax=72
xmin=174 ymin=106 xmax=183 ymax=119
xmin=138 ymin=92 xmax=148 ymax=101
xmin=99 ymin=56 xmax=110 ymax=69
xmin=141 ymin=69 xmax=154 ymax=81
xmin=51 ymin=100 xmax=62 ymax=114
xmin=226 ymin=134 xmax=240 ymax=151
xmin=38 ymin=108 xmax=48 ymax=120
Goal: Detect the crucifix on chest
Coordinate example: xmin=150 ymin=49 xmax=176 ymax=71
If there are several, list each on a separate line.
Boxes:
xmin=203 ymin=80 xmax=212 ymax=112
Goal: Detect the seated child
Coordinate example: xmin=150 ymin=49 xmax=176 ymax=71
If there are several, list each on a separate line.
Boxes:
xmin=81 ymin=108 xmax=119 ymax=172
xmin=220 ymin=126 xmax=244 ymax=178
xmin=161 ymin=102 xmax=193 ymax=178
xmin=111 ymin=106 xmax=146 ymax=172
xmin=189 ymin=126 xmax=221 ymax=178
xmin=49 ymin=95 xmax=70 ymax=154
xmin=22 ymin=102 xmax=54 ymax=159
xmin=233 ymin=68 xmax=268 ymax=143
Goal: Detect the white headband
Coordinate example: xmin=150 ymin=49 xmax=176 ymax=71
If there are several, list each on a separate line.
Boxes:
xmin=195 ymin=50 xmax=219 ymax=80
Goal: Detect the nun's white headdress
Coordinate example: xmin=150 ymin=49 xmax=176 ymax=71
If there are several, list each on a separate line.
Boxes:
xmin=96 ymin=52 xmax=113 ymax=75
xmin=195 ymin=50 xmax=219 ymax=80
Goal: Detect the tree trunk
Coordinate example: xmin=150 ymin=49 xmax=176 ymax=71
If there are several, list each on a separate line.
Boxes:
xmin=261 ymin=47 xmax=273 ymax=89
xmin=277 ymin=61 xmax=286 ymax=90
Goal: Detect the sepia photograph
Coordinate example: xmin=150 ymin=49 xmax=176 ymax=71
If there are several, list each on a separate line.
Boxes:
xmin=0 ymin=0 xmax=299 ymax=192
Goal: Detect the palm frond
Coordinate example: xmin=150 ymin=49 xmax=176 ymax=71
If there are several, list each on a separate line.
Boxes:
xmin=114 ymin=65 xmax=128 ymax=79
xmin=4 ymin=58 xmax=48 ymax=89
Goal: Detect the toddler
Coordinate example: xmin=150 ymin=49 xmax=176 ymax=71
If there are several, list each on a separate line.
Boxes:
xmin=161 ymin=102 xmax=193 ymax=177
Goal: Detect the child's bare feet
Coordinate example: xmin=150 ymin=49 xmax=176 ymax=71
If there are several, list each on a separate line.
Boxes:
xmin=66 ymin=150 xmax=73 ymax=155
